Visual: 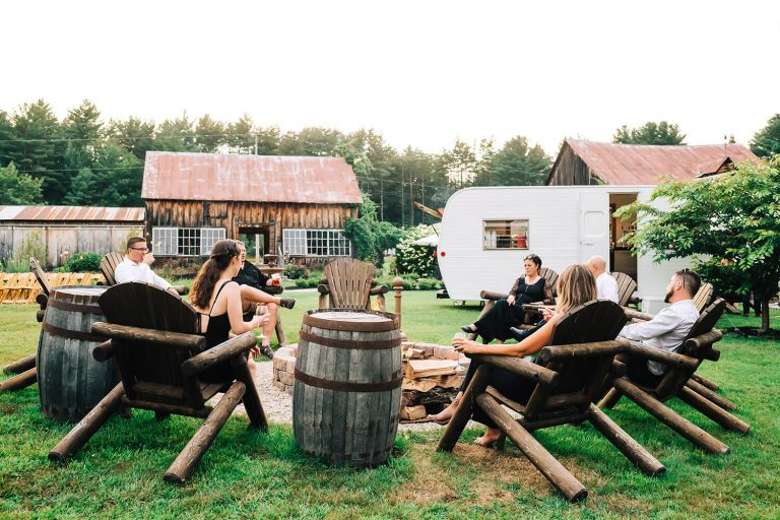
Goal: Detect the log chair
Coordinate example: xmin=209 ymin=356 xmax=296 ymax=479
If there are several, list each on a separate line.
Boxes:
xmin=438 ymin=300 xmax=664 ymax=503
xmin=599 ymin=299 xmax=749 ymax=456
xmin=48 ymin=282 xmax=268 ymax=483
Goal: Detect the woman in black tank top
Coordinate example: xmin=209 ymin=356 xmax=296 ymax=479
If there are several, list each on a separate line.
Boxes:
xmin=191 ymin=240 xmax=268 ymax=382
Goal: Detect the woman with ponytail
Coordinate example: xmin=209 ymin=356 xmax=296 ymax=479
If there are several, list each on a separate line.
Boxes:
xmin=191 ymin=240 xmax=268 ymax=381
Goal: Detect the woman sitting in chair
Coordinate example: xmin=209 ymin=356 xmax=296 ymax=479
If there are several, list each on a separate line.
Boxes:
xmin=461 ymin=254 xmax=547 ymax=343
xmin=435 ymin=264 xmax=597 ymax=447
xmin=191 ymin=240 xmax=269 ymax=381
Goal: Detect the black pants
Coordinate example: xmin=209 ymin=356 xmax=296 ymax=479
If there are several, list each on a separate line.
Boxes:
xmin=474 ymin=299 xmax=527 ymax=343
xmin=626 ymin=355 xmax=663 ymax=388
xmin=458 ymin=358 xmax=535 ymax=429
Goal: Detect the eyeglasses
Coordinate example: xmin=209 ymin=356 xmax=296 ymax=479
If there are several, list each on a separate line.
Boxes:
xmin=131 ymin=247 xmax=149 ymax=252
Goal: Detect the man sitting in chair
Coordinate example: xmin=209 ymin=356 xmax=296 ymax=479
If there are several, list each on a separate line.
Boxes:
xmin=618 ymin=269 xmax=701 ymax=386
xmin=115 ymin=237 xmax=178 ymax=295
xmin=232 ymin=241 xmax=295 ymax=359
xmin=585 ymin=255 xmax=619 ymax=303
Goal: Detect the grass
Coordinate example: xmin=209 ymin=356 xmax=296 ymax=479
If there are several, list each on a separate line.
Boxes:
xmin=1 ymin=292 xmax=779 ymax=518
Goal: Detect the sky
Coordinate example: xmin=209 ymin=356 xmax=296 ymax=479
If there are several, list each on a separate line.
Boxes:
xmin=1 ymin=0 xmax=778 ymax=156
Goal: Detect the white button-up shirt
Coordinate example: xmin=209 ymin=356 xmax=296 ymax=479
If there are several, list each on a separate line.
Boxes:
xmin=114 ymin=256 xmax=172 ymax=290
xmin=596 ymin=272 xmax=620 ymax=304
xmin=619 ymin=299 xmax=699 ymax=375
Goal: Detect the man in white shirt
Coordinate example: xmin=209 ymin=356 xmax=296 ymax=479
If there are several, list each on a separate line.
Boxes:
xmin=585 ymin=256 xmax=620 ymax=303
xmin=619 ymin=269 xmax=701 ymax=386
xmin=114 ymin=237 xmax=176 ymax=293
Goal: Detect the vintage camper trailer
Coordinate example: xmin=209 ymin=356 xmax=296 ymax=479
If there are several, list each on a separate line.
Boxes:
xmin=437 ymin=186 xmax=689 ymax=314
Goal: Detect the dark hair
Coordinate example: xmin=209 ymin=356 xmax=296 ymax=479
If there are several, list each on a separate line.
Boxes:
xmin=523 ymin=254 xmax=542 ymax=269
xmin=675 ymin=269 xmax=701 ymax=298
xmin=126 ymin=236 xmax=146 ymax=251
xmin=191 ymin=240 xmax=240 ymax=309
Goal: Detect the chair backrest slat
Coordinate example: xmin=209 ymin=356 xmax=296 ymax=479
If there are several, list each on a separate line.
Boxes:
xmin=29 ymin=257 xmax=53 ymax=296
xmin=100 ymin=252 xmax=124 ymax=286
xmin=612 ymin=272 xmax=637 ymax=307
xmin=539 ymin=267 xmax=559 ymax=301
xmin=693 ymin=283 xmax=714 ymax=312
xmin=323 ymin=258 xmax=375 ymax=310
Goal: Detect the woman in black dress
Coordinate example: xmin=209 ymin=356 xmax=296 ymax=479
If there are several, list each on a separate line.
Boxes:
xmin=461 ymin=254 xmax=546 ymax=343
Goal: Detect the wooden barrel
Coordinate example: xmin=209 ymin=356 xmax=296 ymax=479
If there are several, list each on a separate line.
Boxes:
xmin=293 ymin=309 xmax=402 ymax=467
xmin=37 ymin=286 xmax=118 ymax=422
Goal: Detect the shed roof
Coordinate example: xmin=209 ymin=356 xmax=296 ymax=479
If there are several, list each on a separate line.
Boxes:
xmin=550 ymin=139 xmax=759 ymax=185
xmin=0 ymin=206 xmax=144 ymax=223
xmin=142 ymin=152 xmax=362 ymax=204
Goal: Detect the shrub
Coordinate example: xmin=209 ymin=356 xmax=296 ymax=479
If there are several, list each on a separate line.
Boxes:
xmin=344 ymin=195 xmax=402 ymax=266
xmin=417 ymin=277 xmax=443 ymax=290
xmin=62 ymin=252 xmax=102 ymax=273
xmin=395 ymin=225 xmax=438 ymax=278
xmin=284 ymin=264 xmax=307 ymax=280
xmin=2 ymin=231 xmax=47 ymax=272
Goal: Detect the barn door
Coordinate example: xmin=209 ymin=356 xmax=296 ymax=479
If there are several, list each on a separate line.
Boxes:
xmin=578 ymin=190 xmax=609 ymax=263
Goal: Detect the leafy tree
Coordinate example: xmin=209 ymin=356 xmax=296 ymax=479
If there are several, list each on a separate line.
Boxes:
xmin=106 ymin=117 xmax=156 ymax=160
xmin=343 ymin=195 xmax=402 ymax=266
xmin=0 ymin=162 xmax=44 ymax=204
xmin=613 ymin=121 xmax=686 ymax=145
xmin=440 ymin=139 xmax=477 ymax=187
xmin=194 ymin=114 xmax=225 ymax=153
xmin=155 ymin=114 xmax=196 ymax=151
xmin=475 ymin=136 xmax=551 ymax=186
xmin=751 ymin=114 xmax=780 ymax=158
xmin=226 ymin=114 xmax=256 ymax=153
xmin=278 ymin=127 xmax=344 ymax=156
xmin=255 ymin=126 xmax=281 ymax=155
xmin=619 ymin=158 xmax=780 ymax=332
xmin=64 ymin=143 xmax=143 ymax=207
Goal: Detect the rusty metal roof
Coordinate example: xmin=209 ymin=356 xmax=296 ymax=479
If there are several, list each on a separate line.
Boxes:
xmin=0 ymin=206 xmax=144 ymax=222
xmin=553 ymin=139 xmax=759 ymax=185
xmin=142 ymin=152 xmax=362 ymax=204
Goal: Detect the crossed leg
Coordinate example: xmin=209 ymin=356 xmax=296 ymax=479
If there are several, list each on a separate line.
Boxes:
xmin=238 ymin=285 xmax=281 ymax=349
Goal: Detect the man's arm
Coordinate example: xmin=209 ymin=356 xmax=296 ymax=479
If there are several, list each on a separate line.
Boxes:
xmin=619 ymin=308 xmax=683 ymax=342
xmin=151 ymin=269 xmax=172 ymax=291
xmin=114 ymin=262 xmax=131 ymax=284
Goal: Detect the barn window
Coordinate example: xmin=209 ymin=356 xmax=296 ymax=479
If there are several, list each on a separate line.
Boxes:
xmin=482 ymin=220 xmax=529 ymax=250
xmin=282 ymin=229 xmax=351 ymax=257
xmin=151 ymin=227 xmax=226 ymax=256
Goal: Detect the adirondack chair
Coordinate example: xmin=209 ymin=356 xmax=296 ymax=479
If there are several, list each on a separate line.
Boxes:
xmin=48 ymin=282 xmax=268 ymax=483
xmin=0 ymin=257 xmax=50 ymax=392
xmin=101 ymin=251 xmax=189 ymax=296
xmin=693 ymin=282 xmax=714 ymax=312
xmin=317 ymin=258 xmax=401 ymax=320
xmin=437 ymin=300 xmax=665 ymax=502
xmin=598 ymin=298 xmax=750 ymax=455
xmin=612 ymin=272 xmax=638 ymax=308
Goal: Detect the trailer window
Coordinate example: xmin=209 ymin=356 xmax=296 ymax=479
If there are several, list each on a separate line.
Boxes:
xmin=482 ymin=220 xmax=529 ymax=250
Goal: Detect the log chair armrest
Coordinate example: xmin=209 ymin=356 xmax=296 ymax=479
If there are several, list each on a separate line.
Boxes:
xmin=537 ymin=339 xmax=629 ymax=363
xmin=90 ymin=322 xmax=207 ymax=351
xmin=468 ymin=353 xmax=558 ymax=386
xmin=625 ymin=340 xmax=698 ymax=369
xmin=36 ymin=293 xmax=48 ymax=309
xmin=92 ymin=340 xmax=114 ymax=362
xmin=479 ymin=290 xmax=508 ymax=301
xmin=317 ymin=284 xmax=330 ymax=295
xmin=180 ymin=332 xmax=257 ymax=377
xmin=623 ymin=307 xmax=653 ymax=322
xmin=684 ymin=330 xmax=723 ymax=353
xmin=369 ymin=285 xmax=389 ymax=296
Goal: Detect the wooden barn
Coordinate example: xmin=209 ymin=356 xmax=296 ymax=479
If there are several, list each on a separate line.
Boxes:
xmin=141 ymin=152 xmax=362 ymax=265
xmin=0 ymin=206 xmax=144 ymax=268
xmin=547 ymin=138 xmax=759 ymax=186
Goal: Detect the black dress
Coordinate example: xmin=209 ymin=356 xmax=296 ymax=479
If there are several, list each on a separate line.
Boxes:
xmin=474 ymin=276 xmax=545 ymax=343
xmin=200 ymin=281 xmax=240 ymax=383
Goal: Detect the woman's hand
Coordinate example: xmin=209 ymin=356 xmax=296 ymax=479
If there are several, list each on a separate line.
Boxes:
xmin=251 ymin=314 xmax=269 ymax=329
xmin=453 ymin=337 xmax=481 ymax=354
xmin=541 ymin=307 xmax=554 ymax=321
xmin=507 ymin=294 xmax=516 ymax=306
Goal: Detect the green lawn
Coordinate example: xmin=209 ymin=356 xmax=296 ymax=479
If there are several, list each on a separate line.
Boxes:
xmin=1 ymin=292 xmax=779 ymax=519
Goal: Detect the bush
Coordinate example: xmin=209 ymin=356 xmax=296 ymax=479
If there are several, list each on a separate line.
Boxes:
xmin=417 ymin=277 xmax=443 ymax=290
xmin=295 ymin=276 xmax=321 ymax=289
xmin=61 ymin=252 xmax=102 ymax=273
xmin=2 ymin=231 xmax=47 ymax=272
xmin=284 ymin=264 xmax=307 ymax=280
xmin=395 ymin=225 xmax=438 ymax=278
xmin=343 ymin=195 xmax=403 ymax=266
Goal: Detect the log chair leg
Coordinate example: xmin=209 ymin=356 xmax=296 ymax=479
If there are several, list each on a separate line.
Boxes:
xmin=275 ymin=315 xmax=287 ymax=347
xmin=0 ymin=367 xmax=37 ymax=393
xmin=613 ymin=378 xmax=729 ymax=454
xmin=597 ymin=387 xmax=622 ymax=409
xmin=49 ymin=383 xmax=124 ymax=462
xmin=677 ymin=386 xmax=750 ymax=434
xmin=2 ymin=354 xmax=36 ymax=375
xmin=586 ymin=404 xmax=665 ymax=476
xmin=155 ymin=411 xmax=171 ymax=421
xmin=691 ymin=373 xmax=719 ymax=391
xmin=164 ymin=381 xmax=246 ymax=484
xmin=437 ymin=365 xmax=490 ymax=452
xmin=476 ymin=393 xmax=587 ymax=503
xmin=685 ymin=379 xmax=736 ymax=411
xmin=230 ymin=357 xmax=268 ymax=431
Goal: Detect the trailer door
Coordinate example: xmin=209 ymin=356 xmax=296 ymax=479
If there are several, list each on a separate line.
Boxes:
xmin=578 ymin=190 xmax=609 ymax=262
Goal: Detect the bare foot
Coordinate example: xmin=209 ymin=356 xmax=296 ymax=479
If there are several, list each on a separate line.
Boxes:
xmin=429 ymin=398 xmax=462 ymax=424
xmin=473 ymin=429 xmax=503 ymax=447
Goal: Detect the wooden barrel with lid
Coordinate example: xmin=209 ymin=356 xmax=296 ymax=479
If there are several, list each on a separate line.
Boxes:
xmin=293 ymin=309 xmax=402 ymax=467
xmin=37 ymin=286 xmax=118 ymax=422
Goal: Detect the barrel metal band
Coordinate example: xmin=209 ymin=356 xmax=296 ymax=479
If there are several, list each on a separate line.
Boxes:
xmin=299 ymin=330 xmax=400 ymax=350
xmin=47 ymin=298 xmax=103 ymax=315
xmin=294 ymin=369 xmax=402 ymax=392
xmin=42 ymin=322 xmax=104 ymax=342
xmin=303 ymin=311 xmax=398 ymax=332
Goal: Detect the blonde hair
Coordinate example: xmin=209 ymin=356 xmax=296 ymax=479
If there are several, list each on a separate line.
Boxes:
xmin=556 ymin=264 xmax=597 ymax=314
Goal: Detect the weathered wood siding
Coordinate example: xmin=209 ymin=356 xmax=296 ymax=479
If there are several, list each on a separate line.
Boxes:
xmin=0 ymin=225 xmax=143 ymax=268
xmin=144 ymin=200 xmax=359 ymax=254
xmin=547 ymin=143 xmax=600 ymax=186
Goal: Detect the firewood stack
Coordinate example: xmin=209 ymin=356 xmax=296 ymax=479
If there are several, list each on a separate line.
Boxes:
xmin=400 ymin=342 xmax=470 ymax=421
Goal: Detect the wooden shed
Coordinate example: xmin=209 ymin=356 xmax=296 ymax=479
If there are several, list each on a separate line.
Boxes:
xmin=0 ymin=206 xmax=144 ymax=268
xmin=141 ymin=152 xmax=362 ymax=265
xmin=547 ymin=139 xmax=759 ymax=186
